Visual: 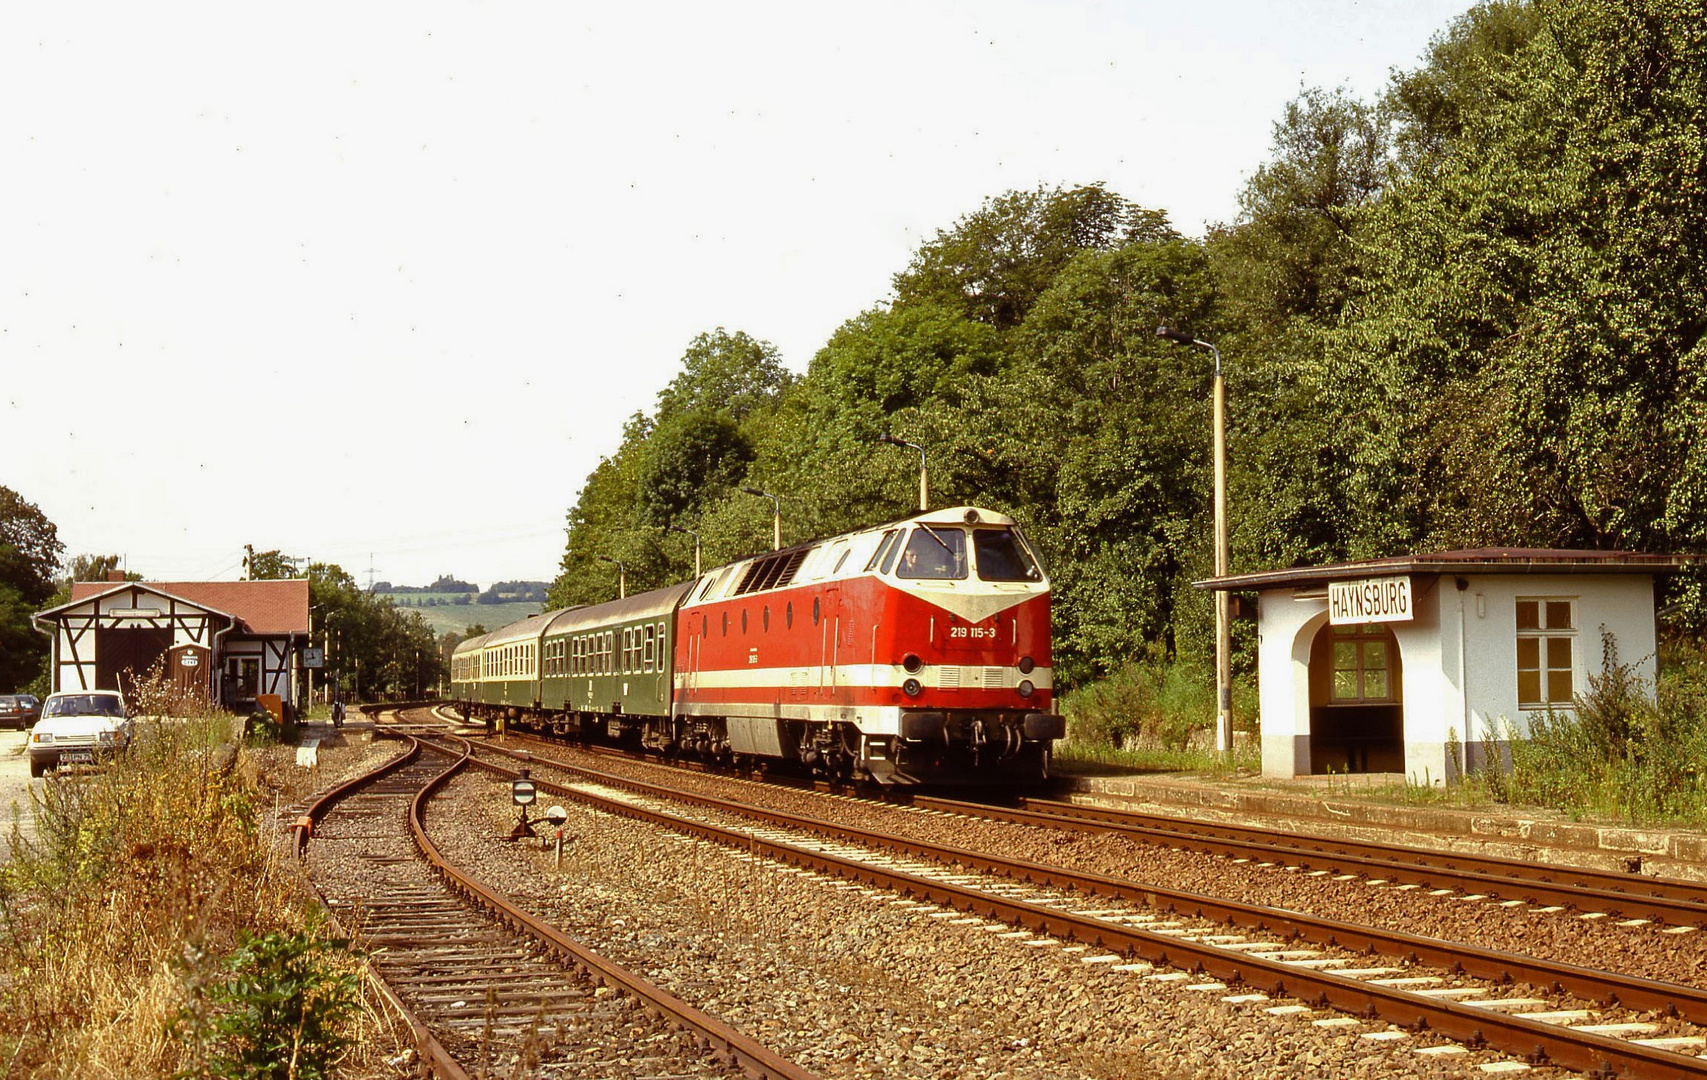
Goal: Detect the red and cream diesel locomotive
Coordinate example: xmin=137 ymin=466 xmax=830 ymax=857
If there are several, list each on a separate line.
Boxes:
xmin=452 ymin=505 xmax=1065 ymax=785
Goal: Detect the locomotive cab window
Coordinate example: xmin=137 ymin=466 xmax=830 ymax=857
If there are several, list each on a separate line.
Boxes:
xmin=864 ymin=529 xmax=901 ymax=572
xmin=897 ymin=526 xmax=967 ymax=580
xmin=973 ymin=528 xmax=1042 ymax=582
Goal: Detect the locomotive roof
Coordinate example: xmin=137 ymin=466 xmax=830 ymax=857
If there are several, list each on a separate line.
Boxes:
xmin=682 ymin=505 xmax=1027 ymax=605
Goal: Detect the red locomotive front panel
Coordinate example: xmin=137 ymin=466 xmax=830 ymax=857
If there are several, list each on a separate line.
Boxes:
xmin=674 ymin=506 xmax=1063 ymax=784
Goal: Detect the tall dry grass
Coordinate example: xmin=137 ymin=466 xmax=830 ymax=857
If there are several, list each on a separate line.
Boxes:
xmin=0 ymin=669 xmax=402 ymax=1079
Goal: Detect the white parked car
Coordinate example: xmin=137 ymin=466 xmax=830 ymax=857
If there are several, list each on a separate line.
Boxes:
xmin=28 ymin=690 xmax=131 ymax=777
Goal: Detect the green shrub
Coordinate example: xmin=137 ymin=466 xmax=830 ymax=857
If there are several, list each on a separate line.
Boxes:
xmin=1061 ymin=656 xmax=1213 ymax=752
xmin=174 ymin=927 xmax=360 ymax=1080
xmin=1487 ymin=634 xmax=1707 ymax=825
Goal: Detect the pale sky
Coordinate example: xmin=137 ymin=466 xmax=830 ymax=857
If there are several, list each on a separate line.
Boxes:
xmin=3 ymin=1 xmax=1472 ymax=589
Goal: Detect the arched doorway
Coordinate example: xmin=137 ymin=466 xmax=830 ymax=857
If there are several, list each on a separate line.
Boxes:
xmin=1307 ymin=622 xmax=1404 ymax=773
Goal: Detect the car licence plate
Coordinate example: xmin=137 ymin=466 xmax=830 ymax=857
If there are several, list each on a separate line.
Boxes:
xmin=61 ymin=750 xmax=94 ymax=764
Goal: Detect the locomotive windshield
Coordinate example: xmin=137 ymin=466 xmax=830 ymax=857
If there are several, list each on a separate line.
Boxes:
xmin=896 ymin=526 xmax=968 ymax=579
xmin=972 ymin=527 xmax=1043 ymax=582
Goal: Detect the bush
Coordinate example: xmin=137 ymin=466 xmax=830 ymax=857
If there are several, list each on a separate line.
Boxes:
xmin=1484 ymin=633 xmax=1707 ymax=825
xmin=0 ymin=664 xmax=375 ymax=1078
xmin=1061 ymin=656 xmax=1212 ymax=752
xmin=173 ymin=927 xmax=360 ymax=1080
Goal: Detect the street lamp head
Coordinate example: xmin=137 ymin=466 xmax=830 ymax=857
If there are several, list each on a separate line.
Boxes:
xmin=875 ymin=433 xmax=901 ymax=446
xmin=1156 ymin=325 xmax=1196 ymax=346
xmin=740 ymin=486 xmax=764 ymax=497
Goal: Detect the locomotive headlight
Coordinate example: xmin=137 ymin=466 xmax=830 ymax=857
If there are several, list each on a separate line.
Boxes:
xmin=1017 ymin=680 xmax=1035 ymax=698
xmin=902 ymin=654 xmax=924 ymax=674
xmin=1018 ymin=656 xmax=1036 ymax=675
xmin=902 ymin=678 xmax=923 ymax=698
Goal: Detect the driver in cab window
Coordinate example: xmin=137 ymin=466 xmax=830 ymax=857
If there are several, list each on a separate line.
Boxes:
xmin=897 ymin=528 xmax=967 ymax=580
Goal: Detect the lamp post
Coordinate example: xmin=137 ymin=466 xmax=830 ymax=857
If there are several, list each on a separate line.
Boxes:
xmin=1157 ymin=325 xmax=1232 ymax=760
xmin=876 ymin=434 xmax=928 ymax=512
xmin=598 ymin=555 xmax=626 ymax=599
xmin=307 ymin=604 xmax=321 ymax=710
xmin=741 ymin=487 xmax=781 ymax=551
xmin=666 ymin=523 xmax=702 ymax=577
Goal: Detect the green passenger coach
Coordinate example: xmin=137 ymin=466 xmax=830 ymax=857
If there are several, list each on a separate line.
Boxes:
xmin=452 ymin=582 xmax=696 ymax=739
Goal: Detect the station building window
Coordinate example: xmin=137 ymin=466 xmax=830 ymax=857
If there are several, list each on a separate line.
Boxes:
xmin=1517 ymin=598 xmax=1576 ymax=708
xmin=1329 ymin=624 xmax=1393 ymax=702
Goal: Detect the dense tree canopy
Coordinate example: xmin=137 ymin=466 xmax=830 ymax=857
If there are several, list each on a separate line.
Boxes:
xmin=549 ymin=0 xmax=1707 ymax=690
xmin=0 ymin=486 xmax=64 ymax=692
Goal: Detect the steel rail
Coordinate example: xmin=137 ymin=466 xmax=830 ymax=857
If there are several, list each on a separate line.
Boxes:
xmin=297 ymin=735 xmax=472 ymax=1080
xmin=405 ymin=742 xmax=822 ymax=1080
xmin=445 ymin=738 xmax=1707 ymax=1078
xmin=916 ymin=793 xmax=1707 ymax=927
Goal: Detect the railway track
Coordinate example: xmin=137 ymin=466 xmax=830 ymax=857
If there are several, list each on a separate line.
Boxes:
xmin=300 ymin=731 xmax=819 ymax=1080
xmin=444 ymin=732 xmax=1707 ymax=1078
xmin=913 ymin=793 xmax=1707 ymax=927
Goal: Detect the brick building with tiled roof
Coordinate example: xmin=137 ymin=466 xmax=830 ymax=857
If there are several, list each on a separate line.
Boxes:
xmin=34 ymin=574 xmax=310 ymax=714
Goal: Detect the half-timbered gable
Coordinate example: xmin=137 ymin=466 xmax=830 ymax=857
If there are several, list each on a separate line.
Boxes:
xmin=34 ymin=577 xmax=310 ymax=712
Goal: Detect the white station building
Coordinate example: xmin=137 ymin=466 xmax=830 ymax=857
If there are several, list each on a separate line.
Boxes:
xmin=1200 ymin=549 xmax=1691 ymax=782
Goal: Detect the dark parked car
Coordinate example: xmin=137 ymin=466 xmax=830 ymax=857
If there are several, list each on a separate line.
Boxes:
xmin=0 ymin=694 xmax=41 ymax=730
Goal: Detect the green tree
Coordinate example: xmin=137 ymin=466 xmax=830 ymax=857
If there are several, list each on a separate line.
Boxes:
xmin=653 ymin=328 xmax=792 ymax=423
xmin=243 ymin=547 xmax=301 ymax=581
xmin=893 ymin=183 xmax=1176 ymax=330
xmin=637 ymin=409 xmax=754 ymax=526
xmin=1319 ymin=0 xmax=1707 ymax=575
xmin=0 ymin=486 xmax=63 ymax=692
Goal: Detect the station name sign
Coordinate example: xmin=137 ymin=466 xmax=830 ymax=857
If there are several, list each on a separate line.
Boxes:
xmin=1328 ymin=575 xmax=1413 ymax=625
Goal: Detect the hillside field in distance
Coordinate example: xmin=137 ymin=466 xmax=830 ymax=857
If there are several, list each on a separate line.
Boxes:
xmin=385 ymin=594 xmax=544 ymax=637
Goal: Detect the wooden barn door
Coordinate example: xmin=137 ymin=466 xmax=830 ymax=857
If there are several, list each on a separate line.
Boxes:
xmin=97 ymin=628 xmax=173 ymax=699
xmin=168 ymin=644 xmax=212 ymax=701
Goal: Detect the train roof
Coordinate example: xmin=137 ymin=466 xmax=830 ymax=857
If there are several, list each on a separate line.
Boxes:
xmin=539 ymin=580 xmax=699 ymax=635
xmin=683 ymin=505 xmax=1032 ymax=606
xmin=450 ymin=607 xmax=573 ymax=657
xmin=451 ymin=629 xmax=492 ymax=657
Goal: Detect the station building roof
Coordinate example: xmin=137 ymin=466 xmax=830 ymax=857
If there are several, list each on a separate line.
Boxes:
xmin=1196 ymin=549 xmax=1700 ymax=592
xmin=55 ymin=578 xmax=310 ymax=635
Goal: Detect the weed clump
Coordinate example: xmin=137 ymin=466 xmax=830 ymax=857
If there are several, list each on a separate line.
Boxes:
xmin=1479 ymin=633 xmax=1707 ymax=825
xmin=0 ymin=665 xmax=381 ymax=1079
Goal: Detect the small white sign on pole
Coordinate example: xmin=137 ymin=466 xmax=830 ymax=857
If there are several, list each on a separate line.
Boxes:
xmin=1328 ymin=575 xmax=1413 ymax=625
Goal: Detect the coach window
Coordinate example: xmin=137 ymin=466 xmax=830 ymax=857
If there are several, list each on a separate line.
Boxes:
xmin=644 ymin=625 xmax=656 ymax=672
xmin=1517 ymin=598 xmax=1576 ymax=708
xmin=657 ymin=621 xmax=667 ymax=659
